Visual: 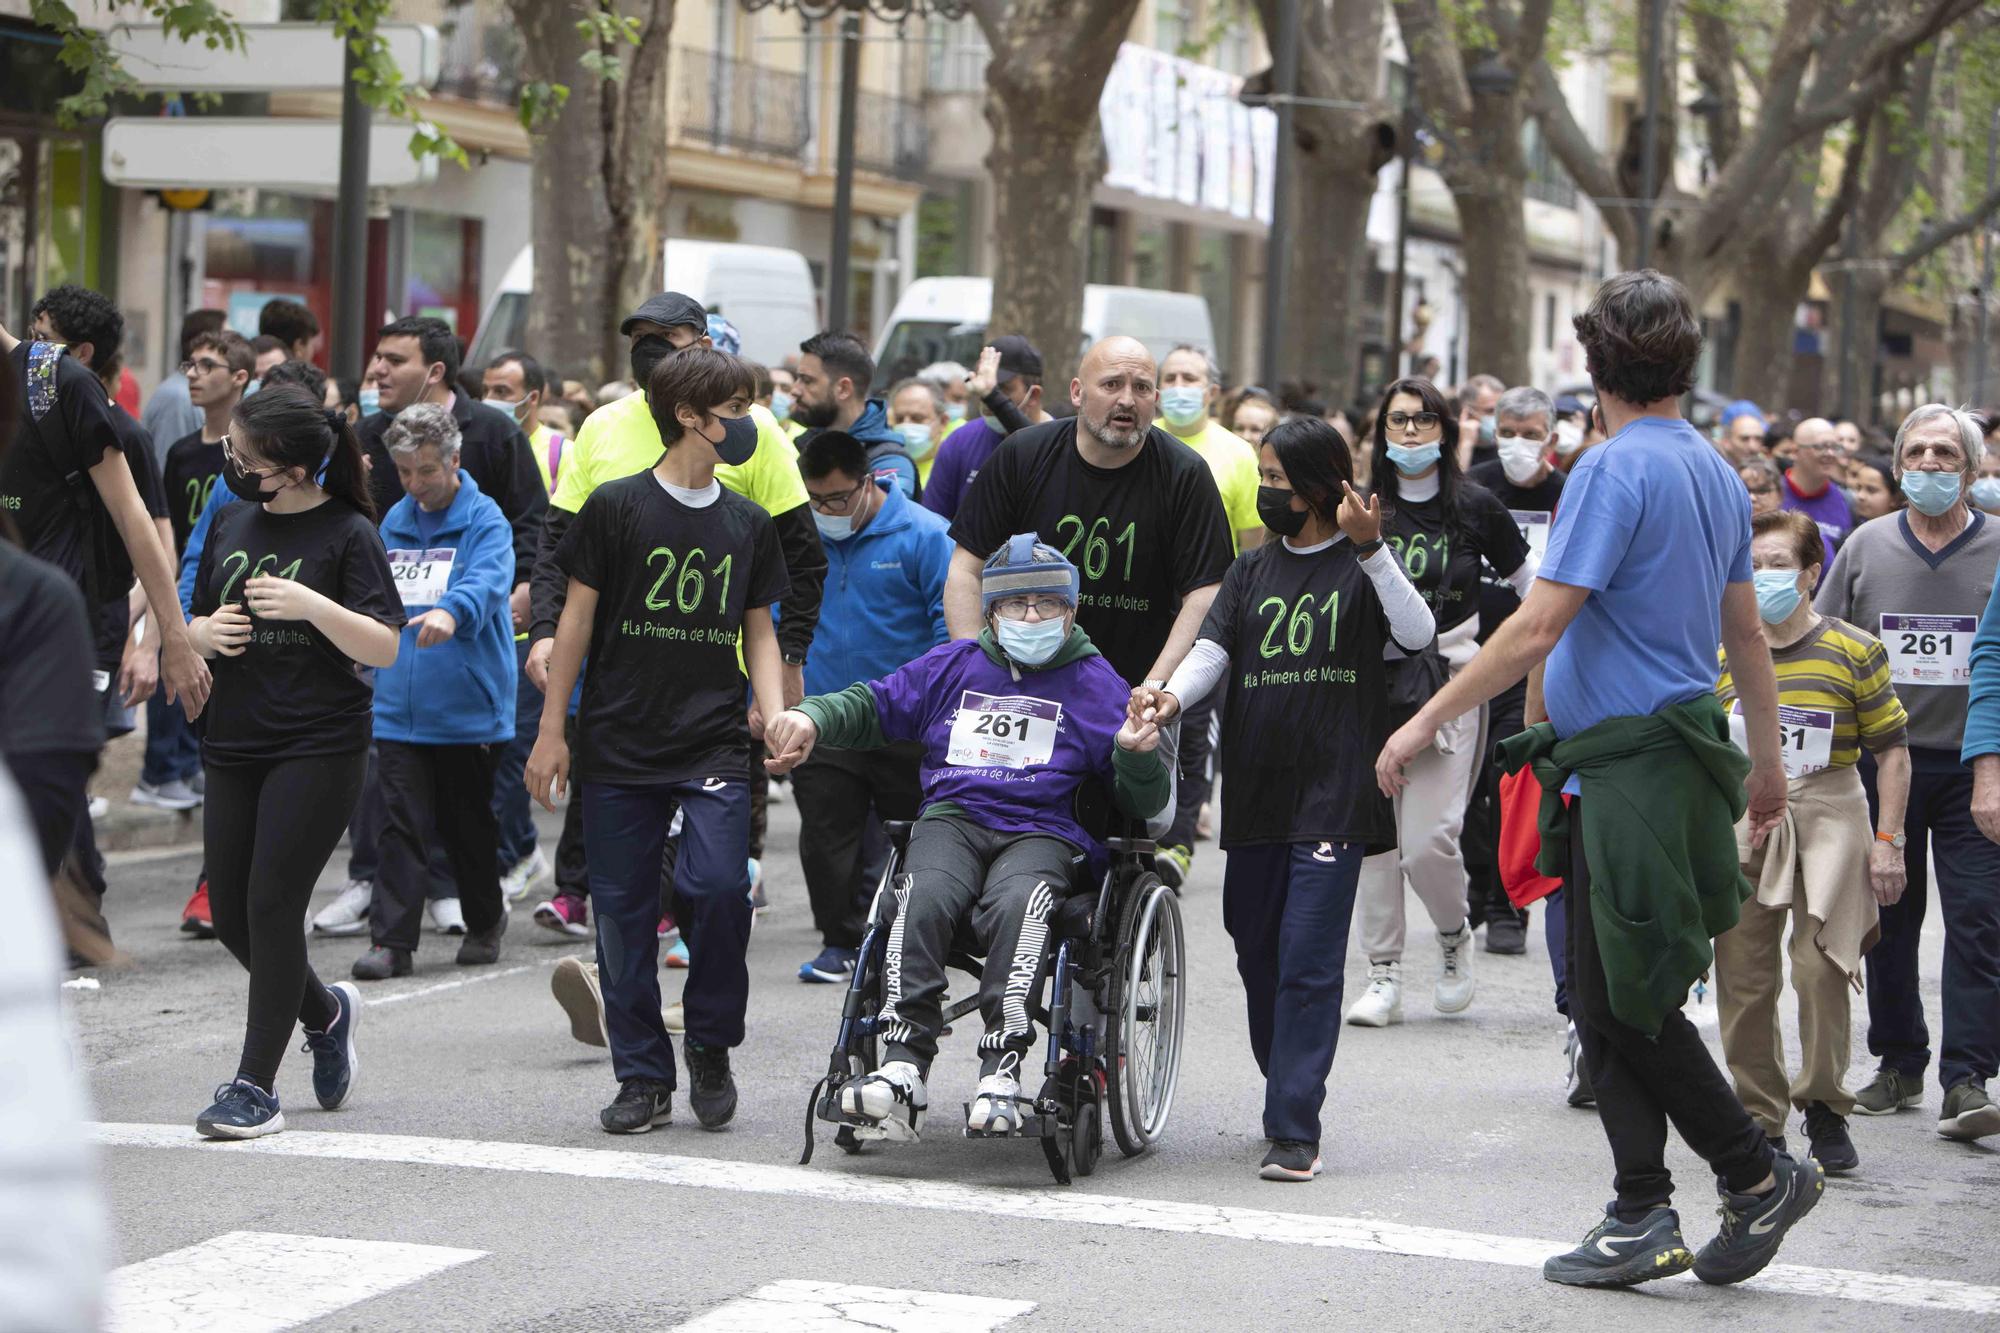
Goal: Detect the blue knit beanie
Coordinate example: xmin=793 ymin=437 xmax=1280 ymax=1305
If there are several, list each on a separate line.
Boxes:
xmin=980 ymin=533 xmax=1080 ymax=617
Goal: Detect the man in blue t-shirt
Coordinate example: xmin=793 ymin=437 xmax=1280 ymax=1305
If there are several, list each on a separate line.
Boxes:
xmin=1374 ymin=271 xmax=1820 ymax=1291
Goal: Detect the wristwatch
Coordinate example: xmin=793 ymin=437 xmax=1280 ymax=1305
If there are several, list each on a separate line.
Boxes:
xmin=1876 ymin=830 xmax=1907 ymax=849
xmin=1353 ymin=538 xmax=1384 ymax=558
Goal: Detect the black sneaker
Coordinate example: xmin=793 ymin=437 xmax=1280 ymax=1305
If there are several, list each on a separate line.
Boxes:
xmin=1938 ymin=1081 xmax=2000 ymax=1142
xmin=686 ymin=1042 xmax=738 ymax=1129
xmin=599 ymin=1078 xmax=673 ymax=1134
xmin=1484 ymin=917 xmax=1527 ymax=955
xmin=1853 ymin=1066 xmax=1923 ymax=1115
xmin=1258 ymin=1140 xmax=1323 ymax=1181
xmin=351 ymin=945 xmax=412 ymax=981
xmin=299 ymin=981 xmax=361 ymax=1110
xmin=1542 ymin=1205 xmax=1694 ymax=1287
xmin=1768 ymin=1135 xmax=1787 ymax=1157
xmin=1803 ymin=1102 xmax=1858 ymax=1173
xmin=454 ymin=911 xmax=508 ymax=966
xmin=1693 ymin=1151 xmax=1826 ymax=1285
xmin=196 ymin=1079 xmax=285 ymax=1140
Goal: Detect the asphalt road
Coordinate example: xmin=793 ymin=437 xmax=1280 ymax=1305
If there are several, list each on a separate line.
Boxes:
xmin=72 ymin=789 xmax=2000 ymax=1330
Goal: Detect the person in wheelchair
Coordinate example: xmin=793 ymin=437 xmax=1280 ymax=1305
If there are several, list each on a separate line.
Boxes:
xmin=763 ymin=534 xmax=1169 ymax=1138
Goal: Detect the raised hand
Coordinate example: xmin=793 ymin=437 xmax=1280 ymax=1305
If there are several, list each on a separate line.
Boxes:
xmin=1338 ymin=482 xmax=1382 ymax=546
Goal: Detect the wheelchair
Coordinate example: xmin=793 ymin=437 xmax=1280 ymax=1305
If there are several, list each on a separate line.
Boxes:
xmin=800 ymin=792 xmax=1187 ymax=1184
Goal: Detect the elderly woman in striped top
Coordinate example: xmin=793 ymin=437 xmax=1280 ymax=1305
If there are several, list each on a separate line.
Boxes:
xmin=1714 ymin=507 xmax=1910 ymax=1177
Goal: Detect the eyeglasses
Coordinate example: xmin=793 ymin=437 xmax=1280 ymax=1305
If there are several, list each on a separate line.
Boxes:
xmin=219 ymin=435 xmax=282 ymax=477
xmin=993 ymin=595 xmax=1071 ymax=621
xmin=806 ymin=478 xmax=872 ymax=513
xmin=1798 ymin=439 xmax=1843 ymax=453
xmin=180 ymin=357 xmax=229 ymax=376
xmin=1386 ymin=411 xmax=1440 ymax=432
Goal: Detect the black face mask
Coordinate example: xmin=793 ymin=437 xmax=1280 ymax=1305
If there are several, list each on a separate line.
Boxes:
xmin=1257 ymin=484 xmax=1309 ymax=537
xmin=630 ymin=334 xmax=675 ymax=386
xmin=222 ymin=454 xmax=285 ymax=503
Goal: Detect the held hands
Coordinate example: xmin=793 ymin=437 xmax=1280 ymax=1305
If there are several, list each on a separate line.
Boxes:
xmin=968 ymin=345 xmax=1002 ymax=399
xmin=524 ymin=730 xmax=570 ymax=812
xmin=244 ymin=573 xmax=322 ymax=622
xmin=1375 ymin=713 xmax=1438 ymax=797
xmin=196 ymin=603 xmax=253 ymax=658
xmin=1116 ymin=713 xmax=1161 ymax=753
xmin=1867 ymin=840 xmax=1908 ymax=907
xmin=763 ymin=709 xmax=818 ymax=774
xmin=414 ymin=608 xmax=458 ymax=648
xmin=1338 ymin=482 xmax=1382 ymax=546
xmin=1128 ymin=685 xmax=1180 ymax=727
xmin=1743 ymin=763 xmax=1788 ymax=850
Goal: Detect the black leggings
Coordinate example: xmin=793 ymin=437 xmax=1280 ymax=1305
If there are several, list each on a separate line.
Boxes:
xmin=203 ymin=751 xmax=366 ymax=1091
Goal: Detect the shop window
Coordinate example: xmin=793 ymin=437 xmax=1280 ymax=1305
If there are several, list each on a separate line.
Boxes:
xmin=201 ymin=192 xmax=328 ymax=343
xmin=404 ymin=212 xmax=482 ymax=336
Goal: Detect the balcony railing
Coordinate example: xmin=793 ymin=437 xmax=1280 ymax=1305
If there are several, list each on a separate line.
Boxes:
xmin=852 ymin=89 xmax=927 ymax=180
xmin=675 ymin=48 xmax=811 ymax=163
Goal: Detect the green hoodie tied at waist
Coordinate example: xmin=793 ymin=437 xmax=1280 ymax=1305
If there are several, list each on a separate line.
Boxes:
xmin=1495 ymin=694 xmax=1753 ymax=1039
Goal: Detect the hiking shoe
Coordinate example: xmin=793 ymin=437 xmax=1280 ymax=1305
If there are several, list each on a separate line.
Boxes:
xmin=600 ymin=1078 xmax=672 ymax=1134
xmin=1564 ymin=1021 xmax=1596 ymax=1107
xmin=1484 ymin=915 xmax=1527 ymax=955
xmin=300 ymin=981 xmax=361 ymax=1110
xmin=799 ymin=945 xmax=859 ymax=984
xmin=1804 ymin=1102 xmax=1858 ymax=1173
xmin=312 ymin=879 xmax=373 ymax=936
xmin=427 ymin=897 xmax=467 ymax=935
xmin=1259 ymin=1139 xmax=1323 ymax=1181
xmin=1435 ymin=923 xmax=1475 ymax=1012
xmin=1543 ymin=1205 xmax=1694 ymax=1287
xmin=132 ymin=777 xmax=201 ymax=811
xmin=966 ymin=1070 xmax=1024 ymax=1134
xmin=1346 ymin=961 xmax=1402 ymax=1027
xmin=180 ymin=880 xmax=214 ymax=939
xmin=455 ymin=910 xmax=507 ymax=965
xmin=500 ymin=847 xmax=550 ymax=903
xmin=1853 ymin=1066 xmax=1924 ymax=1115
xmin=196 ymin=1079 xmax=284 ymax=1140
xmin=535 ymin=894 xmax=590 ymax=938
xmin=1154 ymin=844 xmax=1192 ymax=890
xmin=685 ymin=1042 xmax=737 ymax=1128
xmin=1939 ymin=1081 xmax=2000 ymax=1142
xmin=350 ymin=945 xmax=411 ymax=981
xmin=551 ymin=957 xmax=607 ymax=1047
xmin=1693 ymin=1151 xmax=1826 ymax=1285
xmin=840 ymin=1060 xmax=927 ymax=1140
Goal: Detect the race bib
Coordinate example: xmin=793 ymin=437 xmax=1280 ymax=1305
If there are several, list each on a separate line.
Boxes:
xmin=1880 ymin=613 xmax=1975 ymax=687
xmin=945 ymin=690 xmax=1061 ymax=771
xmin=1510 ymin=510 xmax=1552 ymax=562
xmin=387 ymin=546 xmax=456 ymax=609
xmin=1729 ymin=701 xmax=1835 ymax=780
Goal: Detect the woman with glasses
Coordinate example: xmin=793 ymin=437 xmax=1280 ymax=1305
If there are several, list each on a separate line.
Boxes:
xmin=1737 ymin=456 xmax=1783 ymax=517
xmin=184 ymin=384 xmax=404 ymax=1140
xmin=1346 ymin=377 xmax=1535 ymax=1026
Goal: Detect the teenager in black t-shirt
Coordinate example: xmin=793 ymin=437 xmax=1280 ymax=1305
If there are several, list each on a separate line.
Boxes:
xmin=1138 ymin=418 xmax=1434 ymax=1182
xmin=527 ymin=348 xmax=789 ymax=1136
xmin=1351 ymin=378 xmax=1537 ymax=1027
xmin=185 ymin=386 xmax=403 ymax=1141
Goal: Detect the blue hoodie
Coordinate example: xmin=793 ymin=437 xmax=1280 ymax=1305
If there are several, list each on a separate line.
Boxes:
xmin=849 ymin=397 xmax=919 ymax=499
xmin=372 ymin=470 xmax=517 ymax=745
xmin=803 ymin=481 xmax=952 ymax=698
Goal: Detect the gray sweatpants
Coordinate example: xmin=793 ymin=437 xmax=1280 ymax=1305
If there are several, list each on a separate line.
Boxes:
xmin=878 ymin=815 xmax=1080 ymax=1076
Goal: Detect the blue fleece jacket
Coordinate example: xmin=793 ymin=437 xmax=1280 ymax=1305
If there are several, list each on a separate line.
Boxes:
xmin=1963 ymin=566 xmax=2000 ymax=765
xmin=803 ymin=481 xmax=952 ymax=698
xmin=178 ymin=475 xmax=233 ymax=616
xmin=372 ymin=471 xmax=517 ymax=745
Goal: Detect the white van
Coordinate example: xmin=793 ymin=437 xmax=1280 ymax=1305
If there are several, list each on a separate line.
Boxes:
xmin=872 ymin=277 xmax=1217 ymax=386
xmin=465 ymin=240 xmax=820 ymax=370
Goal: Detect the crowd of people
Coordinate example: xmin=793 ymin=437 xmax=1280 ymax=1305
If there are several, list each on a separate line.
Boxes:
xmin=5 ymin=263 xmax=2000 ymax=1293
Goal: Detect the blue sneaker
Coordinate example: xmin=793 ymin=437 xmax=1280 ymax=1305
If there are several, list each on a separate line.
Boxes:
xmin=748 ymin=857 xmax=767 ymax=912
xmin=195 ymin=1079 xmax=284 ymax=1140
xmin=301 ymin=981 xmax=361 ymax=1110
xmin=799 ymin=945 xmax=859 ymax=984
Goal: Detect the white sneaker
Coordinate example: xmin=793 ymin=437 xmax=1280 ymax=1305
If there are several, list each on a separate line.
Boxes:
xmin=428 ymin=897 xmax=467 ymax=935
xmin=87 ymin=795 xmax=109 ymax=821
xmin=131 ymin=778 xmax=201 ymax=811
xmin=966 ymin=1069 xmax=1024 ymax=1134
xmin=1435 ymin=923 xmax=1475 ymax=1013
xmin=312 ymin=880 xmax=374 ymax=936
xmin=663 ymin=1000 xmax=685 ymax=1034
xmin=841 ymin=1060 xmax=927 ymax=1140
xmin=500 ymin=847 xmax=550 ymax=903
xmin=1345 ymin=961 xmax=1403 ymax=1027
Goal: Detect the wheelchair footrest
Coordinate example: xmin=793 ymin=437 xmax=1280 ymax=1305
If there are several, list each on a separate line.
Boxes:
xmin=960 ymin=1101 xmax=1059 ymax=1140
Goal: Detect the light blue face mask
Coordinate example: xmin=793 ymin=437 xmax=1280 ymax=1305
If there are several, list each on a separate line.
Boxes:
xmin=358 ymin=385 xmax=380 ymax=416
xmin=770 ymin=390 xmax=793 ymax=423
xmin=981 ymin=412 xmax=1003 ymax=433
xmin=944 ymin=400 xmax=967 ymax=423
xmin=1901 ymin=470 xmax=1963 ymax=517
xmin=995 ymin=615 xmax=1068 ymax=666
xmin=1753 ymin=568 xmax=1804 ymax=624
xmin=1159 ymin=385 xmax=1206 ymax=428
xmin=1386 ymin=442 xmax=1442 ymax=476
xmin=898 ymin=420 xmax=936 ymax=461
xmin=812 ymin=510 xmax=854 ymax=542
xmin=1968 ymin=477 xmax=2000 ymax=511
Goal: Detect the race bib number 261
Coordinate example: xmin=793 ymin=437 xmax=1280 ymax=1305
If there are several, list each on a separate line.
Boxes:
xmin=387 ymin=546 xmax=456 ymax=609
xmin=1881 ymin=613 xmax=1975 ymax=686
xmin=946 ymin=691 xmax=1062 ymax=771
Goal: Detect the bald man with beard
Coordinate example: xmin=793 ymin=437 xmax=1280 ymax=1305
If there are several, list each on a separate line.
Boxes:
xmin=1781 ymin=416 xmax=1856 ymax=566
xmin=945 ymin=335 xmax=1233 ymax=695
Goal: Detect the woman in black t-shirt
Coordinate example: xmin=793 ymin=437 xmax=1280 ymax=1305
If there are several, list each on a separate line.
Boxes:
xmin=1139 ymin=419 xmax=1434 ymax=1181
xmin=1350 ymin=378 xmax=1535 ymax=1028
xmin=186 ymin=385 xmax=404 ymax=1141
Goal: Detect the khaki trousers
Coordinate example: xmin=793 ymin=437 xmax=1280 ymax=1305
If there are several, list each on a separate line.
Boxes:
xmin=1714 ymin=894 xmax=1858 ymax=1135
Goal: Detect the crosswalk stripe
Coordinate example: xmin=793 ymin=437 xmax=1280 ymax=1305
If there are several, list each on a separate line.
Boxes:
xmin=103 ymin=1230 xmax=486 ymax=1332
xmin=674 ymin=1280 xmax=1033 ymax=1331
xmin=93 ymin=1122 xmax=1999 ymax=1315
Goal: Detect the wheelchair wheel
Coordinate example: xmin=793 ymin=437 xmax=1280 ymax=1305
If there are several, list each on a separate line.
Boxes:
xmin=1105 ymin=872 xmax=1185 ymax=1157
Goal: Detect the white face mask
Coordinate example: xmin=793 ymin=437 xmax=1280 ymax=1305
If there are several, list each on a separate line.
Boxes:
xmin=1553 ymin=419 xmax=1585 ymax=456
xmin=1498 ymin=439 xmax=1546 ymax=485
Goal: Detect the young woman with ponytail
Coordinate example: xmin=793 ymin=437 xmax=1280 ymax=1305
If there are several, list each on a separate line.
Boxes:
xmin=185 ymin=384 xmax=405 ymax=1139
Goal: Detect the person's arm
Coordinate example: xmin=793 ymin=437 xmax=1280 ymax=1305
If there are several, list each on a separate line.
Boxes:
xmin=86 ymin=452 xmax=209 ymax=718
xmin=1109 ymin=719 xmax=1169 ymax=818
xmin=1523 ymin=662 xmax=1548 ymax=727
xmin=764 ymin=682 xmax=890 ymax=773
xmin=242 ymin=572 xmax=399 ymax=668
xmin=523 ymin=507 xmax=574 ymax=688
xmin=1869 ymin=745 xmax=1912 ymax=904
xmin=983 ymin=385 xmax=1031 ymax=436
xmin=944 ymin=545 xmax=987 ymax=640
xmin=1717 ymin=580 xmax=1787 ymax=845
xmin=423 ymin=506 xmax=514 ymax=648
xmin=1142 ymin=581 xmax=1220 ymax=684
xmin=742 ymin=605 xmax=787 ymax=740
xmin=1966 ymin=571 xmax=2000 ymax=845
xmin=1157 ymin=637 xmax=1229 ymax=715
xmin=1975 ymin=755 xmax=2000 ymax=847
xmin=524 ymin=580 xmax=596 ymax=810
xmin=1360 ymin=546 xmax=1435 ymax=651
xmin=770 ymin=503 xmax=826 ymax=669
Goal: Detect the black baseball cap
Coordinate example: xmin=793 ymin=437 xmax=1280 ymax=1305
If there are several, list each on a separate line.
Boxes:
xmin=620 ymin=291 xmax=708 ymax=337
xmin=992 ymin=334 xmax=1043 ymax=384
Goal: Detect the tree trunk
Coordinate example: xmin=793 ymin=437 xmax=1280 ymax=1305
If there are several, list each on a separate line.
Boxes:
xmin=1277 ymin=113 xmax=1388 ymax=411
xmin=1729 ymin=281 xmax=1809 ymax=412
xmin=1450 ymin=170 xmax=1531 ymax=386
xmin=1835 ymin=275 xmax=1889 ymax=425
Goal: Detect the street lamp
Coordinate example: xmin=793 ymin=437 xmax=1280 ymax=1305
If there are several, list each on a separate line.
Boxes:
xmin=738 ymin=0 xmax=968 ymax=331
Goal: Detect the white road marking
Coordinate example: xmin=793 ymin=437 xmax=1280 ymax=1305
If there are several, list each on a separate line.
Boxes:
xmin=675 ymin=1280 xmax=1032 ymax=1332
xmin=103 ymin=1230 xmax=484 ymax=1332
xmin=93 ymin=1123 xmax=1999 ymax=1315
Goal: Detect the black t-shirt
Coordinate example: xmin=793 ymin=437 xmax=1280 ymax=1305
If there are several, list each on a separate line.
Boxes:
xmin=0 ymin=543 xmax=103 ymax=760
xmin=1382 ymin=479 xmax=1529 ymax=635
xmin=950 ymin=419 xmax=1233 ymax=686
xmin=97 ymin=404 xmax=165 ymax=598
xmin=163 ymin=429 xmax=224 ymax=556
xmin=1199 ymin=539 xmax=1395 ymax=852
xmin=192 ymin=499 xmax=404 ymax=765
xmin=1 ymin=343 xmax=123 ymax=590
xmin=1467 ymin=459 xmax=1564 ymax=643
xmin=556 ymin=474 xmax=789 ymax=786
